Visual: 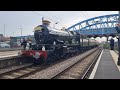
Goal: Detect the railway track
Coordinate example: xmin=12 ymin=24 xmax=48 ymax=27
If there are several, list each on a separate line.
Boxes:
xmin=0 ymin=47 xmax=101 ymax=79
xmin=81 ymin=49 xmax=102 ymax=79
xmin=51 ymin=48 xmax=102 ymax=79
xmin=0 ymin=55 xmax=80 ymax=79
xmin=24 ymin=47 xmax=100 ymax=79
xmin=0 ymin=64 xmax=45 ymax=79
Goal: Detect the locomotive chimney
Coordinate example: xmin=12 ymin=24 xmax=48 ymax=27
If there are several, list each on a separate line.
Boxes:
xmin=42 ymin=20 xmax=51 ymax=27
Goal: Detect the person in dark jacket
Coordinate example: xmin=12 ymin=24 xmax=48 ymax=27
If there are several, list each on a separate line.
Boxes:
xmin=110 ymin=38 xmax=114 ymax=50
xmin=27 ymin=38 xmax=32 ymax=49
xmin=21 ymin=38 xmax=27 ymax=50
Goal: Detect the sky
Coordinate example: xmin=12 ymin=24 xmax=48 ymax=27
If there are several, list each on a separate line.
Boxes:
xmin=0 ymin=11 xmax=118 ymax=42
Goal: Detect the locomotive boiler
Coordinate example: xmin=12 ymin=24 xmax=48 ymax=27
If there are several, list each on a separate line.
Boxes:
xmin=34 ymin=20 xmax=80 ymax=45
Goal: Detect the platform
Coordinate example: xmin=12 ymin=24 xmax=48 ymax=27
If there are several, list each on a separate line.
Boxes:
xmin=89 ymin=49 xmax=120 ymax=79
xmin=0 ymin=47 xmax=22 ymax=52
xmin=0 ymin=51 xmax=19 ymax=59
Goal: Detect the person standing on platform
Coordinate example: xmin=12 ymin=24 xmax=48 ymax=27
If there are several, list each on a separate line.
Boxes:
xmin=28 ymin=38 xmax=32 ymax=49
xmin=110 ymin=38 xmax=114 ymax=50
xmin=21 ymin=38 xmax=27 ymax=50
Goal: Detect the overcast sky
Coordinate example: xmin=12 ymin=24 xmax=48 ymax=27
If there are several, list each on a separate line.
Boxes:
xmin=0 ymin=11 xmax=118 ymax=39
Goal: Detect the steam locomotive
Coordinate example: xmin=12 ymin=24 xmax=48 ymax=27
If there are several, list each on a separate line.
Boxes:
xmin=18 ymin=20 xmax=98 ymax=65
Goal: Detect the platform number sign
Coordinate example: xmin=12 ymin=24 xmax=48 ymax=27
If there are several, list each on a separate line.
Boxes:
xmin=115 ymin=24 xmax=120 ymax=33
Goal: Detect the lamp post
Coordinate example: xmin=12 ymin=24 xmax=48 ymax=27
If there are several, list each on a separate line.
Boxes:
xmin=4 ymin=24 xmax=5 ymax=37
xmin=117 ymin=11 xmax=120 ymax=65
xmin=18 ymin=27 xmax=23 ymax=41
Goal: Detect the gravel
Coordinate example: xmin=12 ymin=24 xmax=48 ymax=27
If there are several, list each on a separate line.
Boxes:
xmin=56 ymin=49 xmax=99 ymax=79
xmin=24 ymin=48 xmax=97 ymax=79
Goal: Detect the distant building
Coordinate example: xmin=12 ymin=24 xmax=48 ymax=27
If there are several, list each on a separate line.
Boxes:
xmin=10 ymin=35 xmax=35 ymax=48
xmin=0 ymin=34 xmax=5 ymax=42
xmin=0 ymin=34 xmax=10 ymax=42
xmin=16 ymin=35 xmax=35 ymax=43
xmin=0 ymin=34 xmax=35 ymax=48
